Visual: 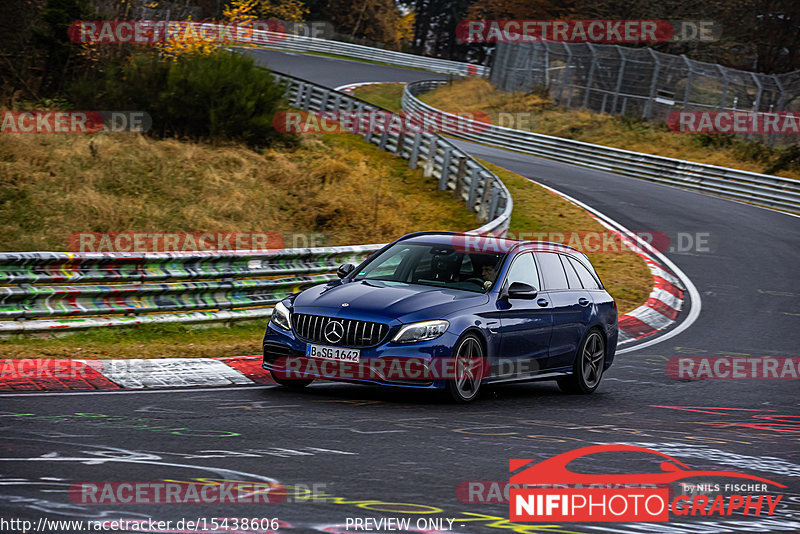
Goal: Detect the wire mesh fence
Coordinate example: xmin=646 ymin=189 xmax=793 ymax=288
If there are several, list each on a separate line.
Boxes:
xmin=490 ymin=41 xmax=800 ymax=146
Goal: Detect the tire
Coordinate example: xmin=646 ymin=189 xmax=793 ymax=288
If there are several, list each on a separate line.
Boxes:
xmin=270 ymin=370 xmax=314 ymax=389
xmin=557 ymin=328 xmax=605 ymax=394
xmin=445 ymin=334 xmax=486 ymax=403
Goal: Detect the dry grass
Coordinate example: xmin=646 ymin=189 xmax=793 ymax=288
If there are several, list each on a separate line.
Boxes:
xmin=350 ymin=83 xmax=406 ymax=112
xmin=0 ymin=132 xmax=477 ymax=251
xmin=419 ymin=78 xmax=800 ymax=180
xmin=0 ymin=129 xmax=478 ymax=358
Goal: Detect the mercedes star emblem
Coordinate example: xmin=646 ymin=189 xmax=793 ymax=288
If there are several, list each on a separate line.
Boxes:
xmin=324 ymin=320 xmax=345 ymax=344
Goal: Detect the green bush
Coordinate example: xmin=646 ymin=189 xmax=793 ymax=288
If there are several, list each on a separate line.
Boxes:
xmin=70 ymin=51 xmax=295 ymax=148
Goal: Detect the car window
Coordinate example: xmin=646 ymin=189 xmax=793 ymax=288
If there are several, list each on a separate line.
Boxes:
xmin=567 ymin=256 xmax=601 ymax=289
xmin=362 ymin=246 xmax=411 ymax=279
xmin=505 ymin=252 xmax=540 ymax=290
xmin=459 ymin=254 xmax=473 ymax=274
xmin=560 ymin=254 xmax=582 ymax=289
xmin=535 ymin=252 xmax=569 ymax=290
xmin=357 ymin=243 xmax=504 ymax=293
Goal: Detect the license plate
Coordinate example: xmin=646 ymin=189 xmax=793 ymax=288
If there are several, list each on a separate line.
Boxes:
xmin=305 ymin=343 xmax=360 ymax=363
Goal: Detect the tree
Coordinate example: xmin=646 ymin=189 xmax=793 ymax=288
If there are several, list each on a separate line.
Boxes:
xmin=254 ymin=0 xmax=308 ymax=21
xmin=465 ymin=0 xmax=567 ymax=19
xmin=322 ymin=0 xmax=404 ymax=49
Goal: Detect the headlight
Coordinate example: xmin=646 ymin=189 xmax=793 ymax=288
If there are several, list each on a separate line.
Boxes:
xmin=392 ymin=320 xmax=449 ymax=343
xmin=270 ymin=301 xmax=292 ymax=330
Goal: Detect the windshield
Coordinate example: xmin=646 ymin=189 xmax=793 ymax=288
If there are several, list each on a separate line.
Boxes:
xmin=354 ymin=242 xmax=506 ymax=293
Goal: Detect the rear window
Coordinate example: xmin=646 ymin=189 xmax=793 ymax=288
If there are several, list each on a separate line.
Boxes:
xmin=567 ymin=256 xmax=601 ymax=290
xmin=535 ymin=253 xmax=569 ymax=290
xmin=560 ymin=255 xmax=583 ymax=289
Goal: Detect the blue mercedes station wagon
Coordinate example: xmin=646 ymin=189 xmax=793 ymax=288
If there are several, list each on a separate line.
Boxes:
xmin=263 ymin=232 xmax=618 ymax=402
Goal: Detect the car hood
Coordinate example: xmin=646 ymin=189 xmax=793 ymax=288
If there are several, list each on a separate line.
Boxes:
xmin=293 ymin=280 xmax=489 ymax=323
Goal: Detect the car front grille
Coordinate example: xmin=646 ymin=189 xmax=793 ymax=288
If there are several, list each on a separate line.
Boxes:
xmin=292 ymin=314 xmax=389 ymax=347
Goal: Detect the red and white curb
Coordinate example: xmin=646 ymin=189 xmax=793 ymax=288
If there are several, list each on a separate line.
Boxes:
xmin=0 ymin=356 xmax=272 ymax=392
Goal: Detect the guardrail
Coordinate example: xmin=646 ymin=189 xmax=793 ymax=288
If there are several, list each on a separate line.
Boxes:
xmin=403 ymin=80 xmax=800 ymax=214
xmin=253 ymin=30 xmax=488 ymax=77
xmin=0 ymin=73 xmax=511 ymax=334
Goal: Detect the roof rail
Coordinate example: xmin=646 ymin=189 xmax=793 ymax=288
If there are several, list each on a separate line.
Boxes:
xmin=395 ymin=231 xmax=460 ymax=241
xmin=514 ymin=240 xmax=583 ymax=253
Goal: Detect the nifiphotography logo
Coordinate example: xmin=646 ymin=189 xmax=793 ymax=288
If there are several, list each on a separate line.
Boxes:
xmin=508 ymin=444 xmax=785 ymax=522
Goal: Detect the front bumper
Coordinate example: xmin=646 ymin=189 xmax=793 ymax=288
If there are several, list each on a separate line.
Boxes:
xmin=262 ymin=321 xmax=460 ymax=389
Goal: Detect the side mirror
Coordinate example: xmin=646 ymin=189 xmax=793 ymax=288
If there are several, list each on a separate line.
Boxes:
xmin=337 ymin=263 xmax=356 ymax=279
xmin=507 ymin=282 xmax=538 ymax=299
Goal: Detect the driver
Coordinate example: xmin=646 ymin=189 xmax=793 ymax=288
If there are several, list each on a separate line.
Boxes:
xmin=481 ymin=264 xmax=497 ymax=282
xmin=470 ymin=255 xmax=500 ymax=290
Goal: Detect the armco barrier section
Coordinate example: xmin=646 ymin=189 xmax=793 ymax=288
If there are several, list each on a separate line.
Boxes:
xmin=253 ymin=30 xmax=488 ymax=77
xmin=403 ymin=80 xmax=800 ymax=214
xmin=0 ymin=74 xmax=511 ymax=334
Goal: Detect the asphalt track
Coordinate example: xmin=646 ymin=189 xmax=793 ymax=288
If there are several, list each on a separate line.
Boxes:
xmin=1 ymin=50 xmax=799 ymax=534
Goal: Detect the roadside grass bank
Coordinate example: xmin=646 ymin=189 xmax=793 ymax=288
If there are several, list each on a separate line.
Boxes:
xmin=0 ymin=132 xmax=476 ymax=252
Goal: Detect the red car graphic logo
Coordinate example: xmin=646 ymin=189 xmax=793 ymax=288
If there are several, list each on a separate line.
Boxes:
xmin=510 ymin=444 xmax=786 ymax=487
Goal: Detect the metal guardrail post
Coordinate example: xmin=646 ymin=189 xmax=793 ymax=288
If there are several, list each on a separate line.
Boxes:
xmin=378 ymin=129 xmax=390 ymax=150
xmin=478 ymin=173 xmax=495 ymax=221
xmin=454 ymin=157 xmax=467 ymax=199
xmin=439 ymin=146 xmax=453 ymax=189
xmin=467 ymin=166 xmax=479 ymax=210
xmin=395 ymin=132 xmax=406 ymax=156
xmin=488 ymin=187 xmax=500 ymax=220
xmin=408 ymin=133 xmax=422 ymax=169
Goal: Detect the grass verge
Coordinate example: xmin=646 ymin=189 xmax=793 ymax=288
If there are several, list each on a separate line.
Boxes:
xmin=349 ymin=83 xmax=405 ymax=112
xmin=0 ymin=322 xmax=267 ymax=359
xmin=0 ymin=132 xmax=477 ymax=251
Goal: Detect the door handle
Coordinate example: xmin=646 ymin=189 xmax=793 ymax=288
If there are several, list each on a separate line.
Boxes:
xmin=537 ymin=298 xmax=549 ymax=307
xmin=578 ymin=297 xmax=590 ymax=306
